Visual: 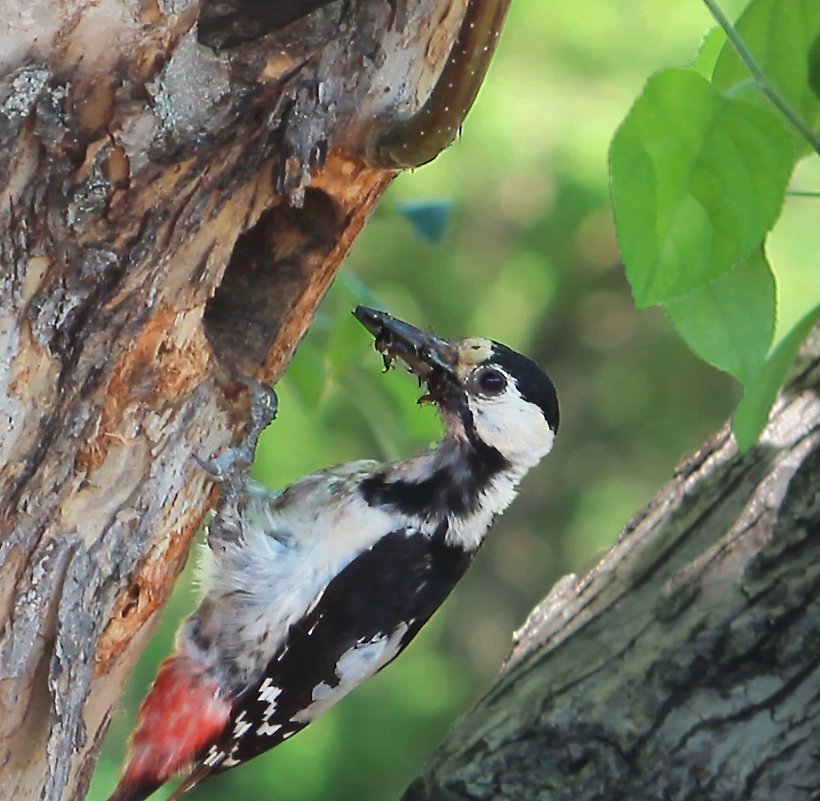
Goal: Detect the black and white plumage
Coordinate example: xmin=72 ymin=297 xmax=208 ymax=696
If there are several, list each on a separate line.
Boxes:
xmin=109 ymin=306 xmax=559 ymax=801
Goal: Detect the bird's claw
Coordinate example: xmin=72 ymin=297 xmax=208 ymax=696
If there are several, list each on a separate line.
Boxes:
xmin=195 ymin=377 xmax=278 ymax=485
xmin=194 ymin=450 xmax=251 ymax=482
xmin=236 ymin=375 xmax=278 ymax=436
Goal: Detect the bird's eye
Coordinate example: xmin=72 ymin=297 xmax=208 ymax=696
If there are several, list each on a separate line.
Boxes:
xmin=476 ymin=368 xmax=507 ymax=395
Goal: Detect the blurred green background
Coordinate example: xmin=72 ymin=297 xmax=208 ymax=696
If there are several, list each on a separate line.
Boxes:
xmin=89 ymin=1 xmax=754 ymax=799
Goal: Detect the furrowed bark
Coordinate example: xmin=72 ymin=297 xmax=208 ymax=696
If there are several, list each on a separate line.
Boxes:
xmin=0 ymin=2 xmax=508 ymax=799
xmin=404 ymin=334 xmax=820 ymax=801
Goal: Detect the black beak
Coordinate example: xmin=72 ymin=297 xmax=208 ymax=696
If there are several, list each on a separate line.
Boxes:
xmin=353 ymin=306 xmax=458 ymax=380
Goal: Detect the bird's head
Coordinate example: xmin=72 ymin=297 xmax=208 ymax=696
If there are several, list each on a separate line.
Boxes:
xmin=354 ymin=306 xmax=559 ymax=471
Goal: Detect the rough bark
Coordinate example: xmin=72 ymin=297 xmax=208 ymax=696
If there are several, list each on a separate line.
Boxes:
xmin=405 ymin=336 xmax=820 ymax=801
xmin=0 ymin=2 xmax=509 ymax=799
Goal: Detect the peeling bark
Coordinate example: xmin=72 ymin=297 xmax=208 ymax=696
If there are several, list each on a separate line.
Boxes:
xmin=404 ymin=336 xmax=820 ymax=801
xmin=0 ymin=2 xmax=509 ymax=799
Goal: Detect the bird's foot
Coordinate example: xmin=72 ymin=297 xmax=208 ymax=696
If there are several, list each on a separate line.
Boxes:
xmin=195 ymin=377 xmax=278 ymax=485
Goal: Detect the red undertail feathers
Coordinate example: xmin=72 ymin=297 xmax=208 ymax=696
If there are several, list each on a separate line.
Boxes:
xmin=107 ymin=654 xmax=231 ymax=801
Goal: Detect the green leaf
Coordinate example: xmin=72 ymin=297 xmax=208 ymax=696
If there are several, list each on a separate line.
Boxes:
xmin=663 ymin=249 xmax=775 ymax=384
xmin=808 ymin=31 xmax=820 ymax=101
xmin=733 ymin=303 xmax=820 ymax=449
xmin=693 ymin=27 xmax=727 ymax=78
xmin=611 ymin=68 xmax=793 ymax=307
xmin=396 ymin=200 xmax=452 ymax=243
xmin=712 ymin=0 xmax=820 ymax=127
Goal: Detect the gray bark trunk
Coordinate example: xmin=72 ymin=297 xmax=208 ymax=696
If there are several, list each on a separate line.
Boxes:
xmin=0 ymin=2 xmax=507 ymax=799
xmin=405 ymin=335 xmax=820 ymax=801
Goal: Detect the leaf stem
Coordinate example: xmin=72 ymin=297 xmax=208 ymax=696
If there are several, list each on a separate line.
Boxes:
xmin=702 ymin=0 xmax=820 ymax=155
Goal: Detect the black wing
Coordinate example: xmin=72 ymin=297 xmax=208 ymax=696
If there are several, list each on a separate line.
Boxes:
xmin=194 ymin=526 xmax=473 ymax=776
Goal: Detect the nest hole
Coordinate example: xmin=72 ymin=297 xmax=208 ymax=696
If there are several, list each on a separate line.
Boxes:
xmin=203 ymin=187 xmax=343 ymax=375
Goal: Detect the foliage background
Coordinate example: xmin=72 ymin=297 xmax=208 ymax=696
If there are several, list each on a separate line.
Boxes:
xmin=90 ymin=0 xmax=815 ymax=799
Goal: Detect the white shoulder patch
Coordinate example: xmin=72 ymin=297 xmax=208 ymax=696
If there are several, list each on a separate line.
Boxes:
xmin=292 ymin=622 xmax=409 ymax=723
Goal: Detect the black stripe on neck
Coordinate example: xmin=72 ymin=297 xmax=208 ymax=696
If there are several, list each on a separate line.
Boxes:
xmin=361 ymin=408 xmax=508 ymax=519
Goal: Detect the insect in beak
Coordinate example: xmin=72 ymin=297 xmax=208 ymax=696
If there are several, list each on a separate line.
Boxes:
xmin=353 ymin=306 xmax=458 ymax=404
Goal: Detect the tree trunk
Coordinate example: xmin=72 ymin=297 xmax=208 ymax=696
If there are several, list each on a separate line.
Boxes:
xmin=0 ymin=2 xmax=509 ymax=799
xmin=404 ymin=335 xmax=820 ymax=801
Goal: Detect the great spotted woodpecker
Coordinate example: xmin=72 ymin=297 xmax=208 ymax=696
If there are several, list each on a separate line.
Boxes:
xmin=109 ymin=306 xmax=559 ymax=801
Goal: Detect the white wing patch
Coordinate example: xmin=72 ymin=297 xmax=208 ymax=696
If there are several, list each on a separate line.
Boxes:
xmin=257 ymin=721 xmax=282 ymax=737
xmin=222 ymin=745 xmax=241 ymax=767
xmin=292 ymin=622 xmax=410 ymax=723
xmin=197 ymin=463 xmax=406 ymax=686
xmin=258 ymin=677 xmax=283 ymax=719
xmin=232 ymin=711 xmax=252 ymax=739
xmin=203 ymin=745 xmax=225 ymax=767
xmin=311 ymin=681 xmax=334 ymax=702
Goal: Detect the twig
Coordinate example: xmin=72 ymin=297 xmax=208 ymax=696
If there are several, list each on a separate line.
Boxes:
xmin=702 ymin=0 xmax=820 ymax=155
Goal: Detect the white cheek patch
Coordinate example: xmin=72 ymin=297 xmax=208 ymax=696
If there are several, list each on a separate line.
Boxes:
xmin=291 ymin=622 xmax=409 ymax=723
xmin=468 ymin=383 xmax=555 ymax=469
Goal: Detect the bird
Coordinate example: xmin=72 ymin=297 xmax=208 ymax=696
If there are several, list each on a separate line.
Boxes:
xmin=108 ymin=305 xmax=559 ymax=801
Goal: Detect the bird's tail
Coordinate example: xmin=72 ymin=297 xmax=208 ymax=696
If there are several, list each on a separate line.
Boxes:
xmin=107 ymin=653 xmax=231 ymax=801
